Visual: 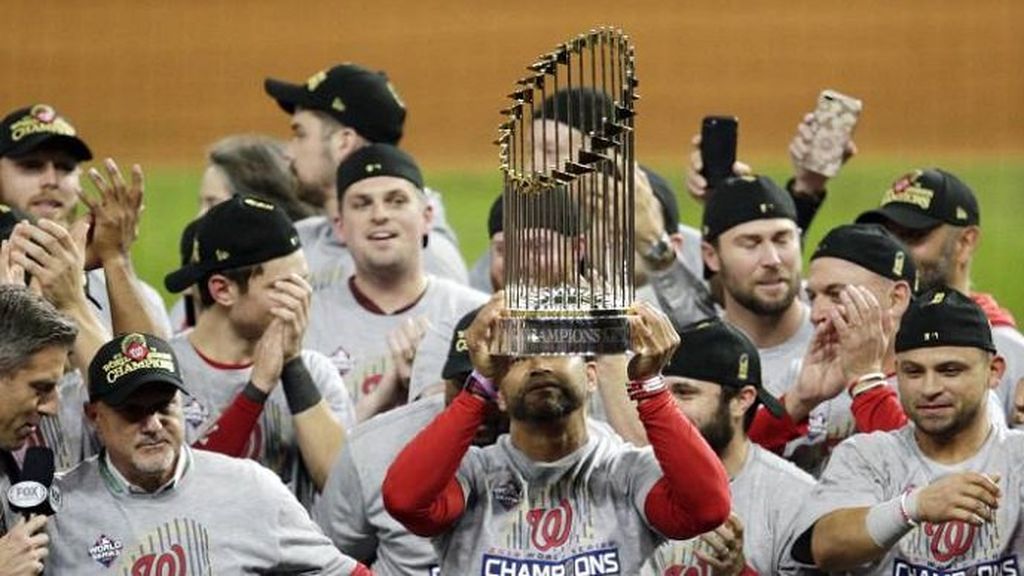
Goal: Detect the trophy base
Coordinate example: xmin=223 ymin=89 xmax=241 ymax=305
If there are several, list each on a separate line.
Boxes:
xmin=495 ymin=314 xmax=631 ymax=356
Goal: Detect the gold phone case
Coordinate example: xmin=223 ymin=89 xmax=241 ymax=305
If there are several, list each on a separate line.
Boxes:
xmin=802 ymin=90 xmax=863 ymax=177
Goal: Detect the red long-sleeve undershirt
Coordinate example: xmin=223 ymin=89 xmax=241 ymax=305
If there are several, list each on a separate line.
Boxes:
xmin=191 ymin=392 xmax=264 ymax=456
xmin=749 ymin=385 xmax=907 ymax=454
xmin=382 ymin=389 xmax=731 ymax=540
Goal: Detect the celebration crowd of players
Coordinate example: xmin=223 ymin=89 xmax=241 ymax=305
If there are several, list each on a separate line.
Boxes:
xmin=0 ymin=61 xmax=1022 ymax=575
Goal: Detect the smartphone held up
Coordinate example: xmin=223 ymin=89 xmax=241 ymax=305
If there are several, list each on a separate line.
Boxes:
xmin=798 ymin=90 xmax=862 ymax=178
xmin=699 ymin=115 xmax=738 ymax=192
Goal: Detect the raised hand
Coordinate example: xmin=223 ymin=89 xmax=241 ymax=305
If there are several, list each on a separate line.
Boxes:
xmin=916 ymin=472 xmax=1001 ymax=526
xmin=387 ymin=316 xmax=430 ymax=384
xmin=626 ymin=300 xmax=680 ymax=381
xmin=695 ymin=513 xmax=748 ymax=576
xmin=81 ymin=158 xmax=144 ymax=268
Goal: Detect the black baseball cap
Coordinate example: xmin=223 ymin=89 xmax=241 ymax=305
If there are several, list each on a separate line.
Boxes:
xmin=336 ymin=144 xmax=423 ymax=200
xmin=856 ymin=168 xmax=980 ymax=230
xmin=811 ymin=223 xmax=919 ymax=290
xmin=88 ymin=333 xmax=189 ymax=406
xmin=895 ymin=288 xmax=995 ymax=354
xmin=164 ymin=195 xmax=300 ymax=293
xmin=264 ymin=64 xmax=406 ymax=145
xmin=0 ymin=104 xmax=92 ymax=161
xmin=539 ymin=87 xmax=614 ymax=135
xmin=664 ymin=318 xmax=784 ymax=417
xmin=702 ymin=175 xmax=797 ymax=242
xmin=441 ymin=307 xmax=481 ymax=382
xmin=701 ymin=175 xmax=797 ymax=279
xmin=489 ymin=187 xmax=581 ymax=239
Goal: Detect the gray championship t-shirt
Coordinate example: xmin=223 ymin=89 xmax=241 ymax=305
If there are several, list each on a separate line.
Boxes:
xmin=48 ymin=448 xmax=355 ymax=575
xmin=304 ymin=276 xmax=486 ymax=404
xmin=642 ymin=443 xmax=816 ymax=575
xmin=314 ymin=394 xmax=445 ymax=575
xmin=796 ymin=425 xmax=1024 ymax=574
xmin=436 ymin=421 xmax=665 ymax=575
xmin=170 ymin=336 xmax=356 ymax=508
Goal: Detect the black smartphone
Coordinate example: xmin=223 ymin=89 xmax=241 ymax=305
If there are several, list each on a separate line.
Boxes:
xmin=700 ymin=116 xmax=738 ymax=190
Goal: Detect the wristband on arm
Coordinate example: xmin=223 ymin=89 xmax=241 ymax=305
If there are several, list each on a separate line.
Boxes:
xmin=465 ymin=370 xmax=499 ymax=402
xmin=280 ymin=357 xmax=322 ymax=414
xmin=848 ymin=372 xmax=888 ymax=398
xmin=865 ymin=487 xmax=920 ymax=548
xmin=627 ymin=374 xmax=667 ymax=402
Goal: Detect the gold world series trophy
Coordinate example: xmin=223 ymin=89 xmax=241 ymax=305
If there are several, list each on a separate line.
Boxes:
xmin=496 ymin=28 xmax=638 ymax=356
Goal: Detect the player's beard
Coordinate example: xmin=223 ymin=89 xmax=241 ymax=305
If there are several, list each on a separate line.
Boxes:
xmin=916 ymin=234 xmax=958 ymax=292
xmin=697 ymin=396 xmax=736 ymax=457
xmin=508 ymin=376 xmax=585 ymax=423
xmin=912 ymin=395 xmax=984 ymax=442
xmin=720 ymin=264 xmax=800 ymax=318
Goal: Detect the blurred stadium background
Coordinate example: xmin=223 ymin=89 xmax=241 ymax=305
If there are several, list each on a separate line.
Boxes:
xmin=3 ymin=1 xmax=1021 ymax=315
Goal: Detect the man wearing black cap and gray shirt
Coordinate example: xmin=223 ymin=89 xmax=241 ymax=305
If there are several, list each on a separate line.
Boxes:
xmin=701 ymin=175 xmax=813 ymax=403
xmin=0 ymin=104 xmax=171 ymax=338
xmin=162 ymin=195 xmax=354 ymax=504
xmin=303 ymin=144 xmax=485 ymax=421
xmin=643 ymin=318 xmax=815 ymax=576
xmin=264 ymin=64 xmax=468 ymax=292
xmin=856 ymin=168 xmax=1024 ymax=428
xmin=792 ymin=288 xmax=1024 ymax=574
xmin=314 ymin=306 xmax=507 ymax=576
xmin=47 ymin=332 xmax=370 ymax=575
xmin=744 ymin=223 xmax=917 ymax=472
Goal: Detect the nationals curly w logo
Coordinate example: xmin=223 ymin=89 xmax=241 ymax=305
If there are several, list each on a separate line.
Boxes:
xmin=132 ymin=544 xmax=186 ymax=576
xmin=924 ymin=521 xmax=977 ymax=562
xmin=526 ymin=499 xmax=573 ymax=551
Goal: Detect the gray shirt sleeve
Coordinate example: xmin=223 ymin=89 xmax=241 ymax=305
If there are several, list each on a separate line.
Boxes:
xmin=312 ymin=444 xmax=378 ymax=562
xmin=794 ymin=435 xmax=890 ymax=541
xmin=265 ymin=464 xmax=359 ymax=575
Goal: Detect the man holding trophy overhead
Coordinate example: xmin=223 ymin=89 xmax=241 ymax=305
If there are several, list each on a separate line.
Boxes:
xmin=382 ymin=29 xmax=731 ymax=575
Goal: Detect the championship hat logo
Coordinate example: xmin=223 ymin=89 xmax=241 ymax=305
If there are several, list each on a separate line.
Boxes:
xmin=737 ymin=353 xmax=749 ymax=381
xmin=882 ymin=170 xmax=933 ymax=209
xmin=305 ymin=70 xmax=327 ymax=92
xmin=893 ymin=251 xmax=905 ymax=277
xmin=122 ymin=334 xmax=150 ymax=362
xmin=30 ymin=104 xmax=57 ymax=124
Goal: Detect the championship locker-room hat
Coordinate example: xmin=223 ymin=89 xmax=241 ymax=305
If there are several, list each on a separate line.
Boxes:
xmin=895 ymin=288 xmax=995 ymax=354
xmin=701 ymin=175 xmax=797 ymax=279
xmin=485 ymin=188 xmax=581 ymax=239
xmin=0 ymin=104 xmax=92 ymax=161
xmin=701 ymin=175 xmax=797 ymax=242
xmin=811 ymin=223 xmax=918 ymax=289
xmin=539 ymin=87 xmax=615 ymax=135
xmin=164 ymin=195 xmax=300 ymax=293
xmin=441 ymin=307 xmax=482 ymax=382
xmin=335 ymin=144 xmax=424 ymax=199
xmin=664 ymin=318 xmax=785 ymax=417
xmin=856 ymin=168 xmax=980 ymax=230
xmin=264 ymin=63 xmax=406 ymax=145
xmin=88 ymin=333 xmax=190 ymax=406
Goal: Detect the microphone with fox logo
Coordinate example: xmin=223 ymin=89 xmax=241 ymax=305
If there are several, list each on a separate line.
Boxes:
xmin=6 ymin=446 xmax=60 ymax=518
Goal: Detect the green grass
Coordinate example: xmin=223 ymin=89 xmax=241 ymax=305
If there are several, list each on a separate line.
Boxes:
xmin=137 ymin=158 xmax=1024 ymax=320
